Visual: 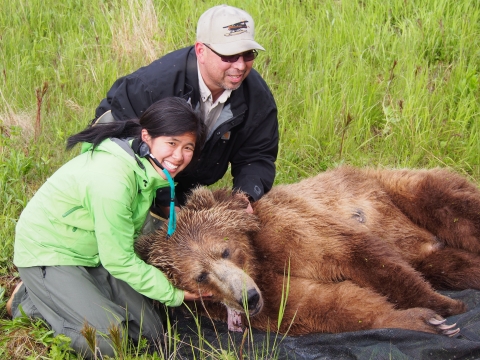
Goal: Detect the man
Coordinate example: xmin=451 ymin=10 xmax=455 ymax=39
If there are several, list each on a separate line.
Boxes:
xmin=93 ymin=5 xmax=278 ymax=215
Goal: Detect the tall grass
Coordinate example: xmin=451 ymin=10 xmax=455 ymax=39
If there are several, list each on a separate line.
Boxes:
xmin=1 ymin=0 xmax=479 ymax=357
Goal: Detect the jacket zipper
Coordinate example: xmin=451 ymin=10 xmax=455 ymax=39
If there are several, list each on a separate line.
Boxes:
xmin=62 ymin=206 xmax=82 ymax=217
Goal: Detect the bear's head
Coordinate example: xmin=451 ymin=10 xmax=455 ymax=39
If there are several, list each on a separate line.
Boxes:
xmin=135 ymin=187 xmax=264 ymax=315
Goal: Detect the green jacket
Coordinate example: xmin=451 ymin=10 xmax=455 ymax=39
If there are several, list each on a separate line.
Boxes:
xmin=14 ymin=138 xmax=184 ymax=307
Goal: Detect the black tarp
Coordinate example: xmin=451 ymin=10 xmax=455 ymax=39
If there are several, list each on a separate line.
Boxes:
xmin=172 ymin=289 xmax=480 ymax=359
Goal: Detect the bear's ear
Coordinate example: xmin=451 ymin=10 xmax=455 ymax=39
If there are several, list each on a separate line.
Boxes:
xmin=225 ymin=207 xmax=261 ymax=236
xmin=212 ymin=188 xmax=235 ymax=203
xmin=227 ymin=191 xmax=252 ymax=211
xmin=184 ymin=186 xmax=219 ymax=211
xmin=183 ymin=187 xmax=252 ymax=213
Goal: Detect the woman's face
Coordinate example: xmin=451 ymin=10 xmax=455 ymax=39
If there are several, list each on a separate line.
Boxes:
xmin=141 ymin=129 xmax=196 ymax=179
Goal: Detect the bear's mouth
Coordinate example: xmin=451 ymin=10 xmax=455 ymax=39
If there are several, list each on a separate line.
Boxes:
xmin=221 ymin=287 xmax=264 ymax=316
xmin=249 ymin=301 xmax=263 ymax=316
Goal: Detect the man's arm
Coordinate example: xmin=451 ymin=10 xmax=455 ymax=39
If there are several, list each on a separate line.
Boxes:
xmin=93 ymin=47 xmax=197 ymax=124
xmin=94 ymin=75 xmax=155 ymax=122
xmin=230 ymin=104 xmax=279 ymax=202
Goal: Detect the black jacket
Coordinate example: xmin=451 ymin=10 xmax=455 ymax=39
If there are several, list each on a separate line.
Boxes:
xmin=95 ymin=46 xmax=278 ymax=206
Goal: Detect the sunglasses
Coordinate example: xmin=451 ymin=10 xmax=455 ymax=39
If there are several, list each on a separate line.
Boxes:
xmin=203 ymin=44 xmax=258 ymax=63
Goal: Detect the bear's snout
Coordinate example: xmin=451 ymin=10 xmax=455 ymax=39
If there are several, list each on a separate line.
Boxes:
xmin=242 ymin=287 xmax=263 ymax=316
xmin=244 ymin=288 xmax=260 ymax=311
xmin=209 ymin=259 xmax=264 ymax=315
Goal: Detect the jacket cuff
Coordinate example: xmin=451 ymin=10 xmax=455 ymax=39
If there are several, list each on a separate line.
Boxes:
xmin=166 ymin=287 xmax=185 ymax=307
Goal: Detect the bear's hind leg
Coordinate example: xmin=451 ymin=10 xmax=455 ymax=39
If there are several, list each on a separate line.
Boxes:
xmin=415 ymin=247 xmax=480 ymax=290
xmin=373 ymin=168 xmax=480 ymax=253
xmin=346 ymin=238 xmax=466 ymax=317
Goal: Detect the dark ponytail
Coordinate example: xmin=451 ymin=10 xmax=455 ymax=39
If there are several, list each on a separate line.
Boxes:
xmin=66 ymin=120 xmax=141 ymax=150
xmin=67 ymin=97 xmax=206 ymax=158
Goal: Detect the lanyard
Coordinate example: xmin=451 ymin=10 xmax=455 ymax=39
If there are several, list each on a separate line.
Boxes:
xmin=159 ymin=166 xmax=176 ymax=238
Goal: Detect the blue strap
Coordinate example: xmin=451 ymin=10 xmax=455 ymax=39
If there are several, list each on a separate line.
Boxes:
xmin=162 ymin=168 xmax=176 ymax=238
xmin=110 ymin=138 xmax=177 ymax=238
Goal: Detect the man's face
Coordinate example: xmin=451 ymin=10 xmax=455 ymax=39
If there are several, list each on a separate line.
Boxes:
xmin=195 ymin=42 xmax=255 ymax=97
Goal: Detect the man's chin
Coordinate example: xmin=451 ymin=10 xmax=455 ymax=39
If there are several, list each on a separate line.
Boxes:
xmin=223 ymin=82 xmax=243 ymax=91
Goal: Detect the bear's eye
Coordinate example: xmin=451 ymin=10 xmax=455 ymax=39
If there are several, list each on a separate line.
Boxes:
xmin=196 ymin=272 xmax=208 ymax=283
xmin=222 ymin=249 xmax=230 ymax=259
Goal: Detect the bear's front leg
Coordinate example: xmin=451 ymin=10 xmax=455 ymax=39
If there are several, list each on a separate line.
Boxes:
xmin=251 ymin=275 xmax=459 ymax=336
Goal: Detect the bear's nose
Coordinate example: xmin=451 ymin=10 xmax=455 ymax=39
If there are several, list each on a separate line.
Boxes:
xmin=244 ymin=288 xmax=260 ymax=310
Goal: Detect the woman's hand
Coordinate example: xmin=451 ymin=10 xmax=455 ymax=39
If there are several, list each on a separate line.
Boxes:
xmin=183 ymin=290 xmax=213 ymax=301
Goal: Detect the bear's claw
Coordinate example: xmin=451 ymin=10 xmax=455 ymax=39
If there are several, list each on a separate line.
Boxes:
xmin=438 ymin=322 xmax=457 ymax=330
xmin=428 ymin=317 xmax=446 ymax=325
xmin=429 ymin=317 xmax=460 ymax=337
xmin=444 ymin=328 xmax=460 ymax=337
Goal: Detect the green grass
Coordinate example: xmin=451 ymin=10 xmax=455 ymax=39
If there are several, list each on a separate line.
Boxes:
xmin=1 ymin=0 xmax=479 ymax=358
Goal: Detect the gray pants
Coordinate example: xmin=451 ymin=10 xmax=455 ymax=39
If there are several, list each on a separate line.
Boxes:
xmin=12 ymin=265 xmax=165 ymax=358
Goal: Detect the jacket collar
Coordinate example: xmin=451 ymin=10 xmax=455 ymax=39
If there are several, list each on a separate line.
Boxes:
xmin=85 ymin=138 xmax=168 ymax=192
xmin=184 ymin=47 xmax=200 ymax=107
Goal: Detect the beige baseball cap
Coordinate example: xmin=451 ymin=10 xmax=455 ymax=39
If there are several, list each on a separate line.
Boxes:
xmin=196 ymin=4 xmax=265 ymax=55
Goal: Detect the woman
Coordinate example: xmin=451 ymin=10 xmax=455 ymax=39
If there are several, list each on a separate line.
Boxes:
xmin=7 ymin=97 xmax=209 ymax=357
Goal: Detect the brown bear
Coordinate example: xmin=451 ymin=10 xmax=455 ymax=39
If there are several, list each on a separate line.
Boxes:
xmin=135 ymin=166 xmax=480 ymax=337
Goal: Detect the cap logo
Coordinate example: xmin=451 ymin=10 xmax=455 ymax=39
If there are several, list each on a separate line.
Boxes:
xmin=223 ymin=21 xmax=249 ymax=37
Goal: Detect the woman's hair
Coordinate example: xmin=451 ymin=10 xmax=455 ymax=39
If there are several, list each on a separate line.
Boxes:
xmin=67 ymin=97 xmax=206 ymax=159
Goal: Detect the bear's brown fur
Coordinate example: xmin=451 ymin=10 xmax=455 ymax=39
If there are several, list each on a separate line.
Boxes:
xmin=135 ymin=166 xmax=480 ymax=336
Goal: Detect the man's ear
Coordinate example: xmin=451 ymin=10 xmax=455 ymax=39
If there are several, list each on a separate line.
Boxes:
xmin=195 ymin=42 xmax=206 ymax=64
